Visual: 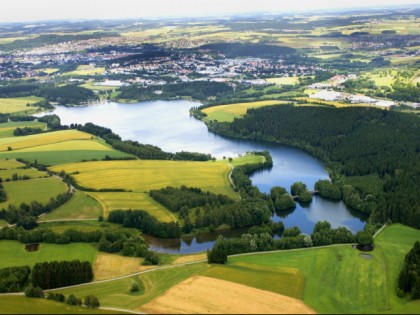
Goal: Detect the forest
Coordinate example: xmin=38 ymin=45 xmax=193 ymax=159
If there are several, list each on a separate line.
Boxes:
xmin=207 ymin=105 xmax=420 ymax=228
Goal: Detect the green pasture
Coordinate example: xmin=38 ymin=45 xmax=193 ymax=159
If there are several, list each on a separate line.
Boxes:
xmin=0 ymin=168 xmax=48 ymax=180
xmin=62 ymin=65 xmax=105 ymax=76
xmin=41 ymin=190 xmax=103 ymax=220
xmin=0 ymin=121 xmax=46 ymax=138
xmin=81 ymin=81 xmax=118 ymax=91
xmin=0 ymin=177 xmax=68 ymax=208
xmin=0 ymin=240 xmax=97 ymax=269
xmin=0 ymin=97 xmax=44 ymax=114
xmin=0 ymin=296 xmax=127 ymax=314
xmin=87 ymin=191 xmax=176 ymax=222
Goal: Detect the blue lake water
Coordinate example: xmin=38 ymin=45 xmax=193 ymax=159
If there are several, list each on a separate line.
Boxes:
xmin=45 ymin=100 xmax=366 ymax=253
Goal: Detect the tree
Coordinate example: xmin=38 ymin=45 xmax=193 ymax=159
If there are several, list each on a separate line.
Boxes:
xmin=24 ymin=286 xmax=44 ymax=298
xmin=207 ymin=247 xmax=227 ymax=264
xmin=356 ymin=231 xmax=373 ymax=246
xmin=84 ymin=295 xmax=100 ymax=308
xmin=67 ymin=294 xmax=82 ymax=306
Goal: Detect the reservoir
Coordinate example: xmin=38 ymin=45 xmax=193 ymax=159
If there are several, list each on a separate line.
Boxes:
xmin=45 ymin=100 xmax=366 ymax=253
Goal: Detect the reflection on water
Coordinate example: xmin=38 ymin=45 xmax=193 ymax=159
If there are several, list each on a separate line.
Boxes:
xmin=44 ymin=100 xmax=366 ymax=253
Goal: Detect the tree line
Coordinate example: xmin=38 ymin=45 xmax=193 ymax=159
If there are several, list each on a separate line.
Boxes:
xmin=398 ymin=241 xmax=420 ymax=299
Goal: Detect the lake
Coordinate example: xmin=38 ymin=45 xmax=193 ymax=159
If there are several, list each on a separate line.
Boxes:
xmin=44 ymin=100 xmax=366 ymax=253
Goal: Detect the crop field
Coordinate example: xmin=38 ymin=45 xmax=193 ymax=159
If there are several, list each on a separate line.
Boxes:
xmin=0 ymin=158 xmax=25 ymax=169
xmin=0 ymin=97 xmax=44 ymax=113
xmin=36 ymin=220 xmax=138 ymax=235
xmin=63 ymin=65 xmax=105 ymax=76
xmin=266 ymin=76 xmax=300 ymax=85
xmin=86 ymin=191 xmax=176 ymax=222
xmin=50 ymin=160 xmax=237 ymax=198
xmin=80 ymin=81 xmax=118 ymax=91
xmin=40 ymin=68 xmax=60 ymax=74
xmin=202 ymin=100 xmax=288 ymax=122
xmin=41 ymin=190 xmax=103 ymax=220
xmin=0 ymin=296 xmax=126 ymax=314
xmin=93 ymin=252 xmax=152 ymax=281
xmin=0 ymin=121 xmax=46 ymax=138
xmin=142 ymin=275 xmax=314 ymax=314
xmin=0 ymin=177 xmax=68 ymax=208
xmin=0 ymin=130 xmax=93 ymax=152
xmin=53 ymin=264 xmax=209 ymax=310
xmin=0 ymin=240 xmax=97 ymax=269
xmin=0 ymin=168 xmax=47 ymax=180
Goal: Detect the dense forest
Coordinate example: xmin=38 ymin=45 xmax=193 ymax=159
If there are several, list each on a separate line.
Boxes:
xmin=206 ymin=105 xmax=420 ymax=228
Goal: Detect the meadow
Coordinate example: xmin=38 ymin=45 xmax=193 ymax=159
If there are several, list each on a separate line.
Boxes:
xmin=0 ymin=97 xmax=44 ymax=114
xmin=0 ymin=296 xmax=127 ymax=314
xmin=41 ymin=190 xmax=103 ymax=220
xmin=0 ymin=137 xmax=132 ymax=165
xmin=0 ymin=121 xmax=46 ymax=138
xmin=50 ymin=160 xmax=237 ymax=198
xmin=0 ymin=177 xmax=68 ymax=208
xmin=86 ymin=191 xmax=176 ymax=222
xmin=266 ymin=76 xmax=300 ymax=85
xmin=62 ymin=65 xmax=105 ymax=76
xmin=0 ymin=240 xmax=97 ymax=269
xmin=80 ymin=81 xmax=119 ymax=91
xmin=202 ymin=100 xmax=287 ymax=122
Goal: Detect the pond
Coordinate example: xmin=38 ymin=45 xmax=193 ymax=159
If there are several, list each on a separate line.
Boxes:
xmin=44 ymin=100 xmax=366 ymax=253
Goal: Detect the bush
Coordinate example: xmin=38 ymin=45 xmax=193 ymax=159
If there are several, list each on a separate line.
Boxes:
xmin=67 ymin=294 xmax=82 ymax=306
xmin=47 ymin=292 xmax=65 ymax=302
xmin=130 ymin=283 xmax=139 ymax=292
xmin=24 ymin=286 xmax=44 ymax=298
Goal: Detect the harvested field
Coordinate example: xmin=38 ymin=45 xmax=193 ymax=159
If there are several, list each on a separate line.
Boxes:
xmin=141 ymin=276 xmax=316 ymax=314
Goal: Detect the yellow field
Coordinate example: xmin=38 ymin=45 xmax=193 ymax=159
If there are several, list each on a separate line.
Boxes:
xmin=50 ymin=160 xmax=236 ymax=198
xmin=0 ymin=159 xmax=25 ymax=169
xmin=87 ymin=191 xmax=177 ymax=222
xmin=202 ymin=100 xmax=287 ymax=122
xmin=40 ymin=68 xmax=59 ymax=74
xmin=141 ymin=276 xmax=316 ymax=314
xmin=9 ymin=139 xmax=113 ymax=153
xmin=0 ymin=97 xmax=44 ymax=114
xmin=266 ymin=77 xmax=300 ymax=85
xmin=0 ymin=130 xmax=94 ymax=152
xmin=63 ymin=65 xmax=105 ymax=76
xmin=93 ymin=252 xmax=153 ymax=281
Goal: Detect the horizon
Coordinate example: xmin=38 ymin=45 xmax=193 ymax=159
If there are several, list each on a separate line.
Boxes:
xmin=1 ymin=0 xmax=420 ymax=24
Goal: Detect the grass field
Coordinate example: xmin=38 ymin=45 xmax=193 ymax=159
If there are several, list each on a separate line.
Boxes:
xmin=36 ymin=220 xmax=138 ymax=234
xmin=0 ymin=130 xmax=93 ymax=152
xmin=202 ymin=100 xmax=287 ymax=122
xmin=87 ymin=191 xmax=176 ymax=222
xmin=0 ymin=177 xmax=68 ymax=208
xmin=0 ymin=296 xmax=127 ymax=314
xmin=0 ymin=158 xmax=25 ymax=169
xmin=225 ymin=153 xmax=265 ymax=167
xmin=41 ymin=190 xmax=103 ymax=220
xmin=229 ymin=224 xmax=420 ymax=314
xmin=53 ymin=264 xmax=209 ymax=310
xmin=63 ymin=65 xmax=105 ymax=76
xmin=0 ymin=121 xmax=46 ymax=138
xmin=50 ymin=160 xmax=237 ymax=198
xmin=0 ymin=168 xmax=48 ymax=180
xmin=296 ymin=97 xmax=377 ymax=108
xmin=266 ymin=77 xmax=300 ymax=85
xmin=0 ymin=97 xmax=44 ymax=114
xmin=0 ymin=219 xmax=7 ymax=227
xmin=81 ymin=81 xmax=118 ymax=91
xmin=40 ymin=68 xmax=60 ymax=74
xmin=0 ymin=136 xmax=132 ymax=165
xmin=0 ymin=240 xmax=97 ymax=269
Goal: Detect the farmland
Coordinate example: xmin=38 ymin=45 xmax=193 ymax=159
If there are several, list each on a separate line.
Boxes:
xmin=0 ymin=97 xmax=44 ymax=114
xmin=50 ymin=160 xmax=237 ymax=198
xmin=86 ymin=191 xmax=176 ymax=222
xmin=266 ymin=77 xmax=300 ymax=85
xmin=202 ymin=100 xmax=288 ymax=122
xmin=62 ymin=65 xmax=105 ymax=76
xmin=0 ymin=240 xmax=97 ymax=269
xmin=0 ymin=121 xmax=46 ymax=138
xmin=0 ymin=177 xmax=68 ymax=208
xmin=41 ymin=190 xmax=103 ymax=220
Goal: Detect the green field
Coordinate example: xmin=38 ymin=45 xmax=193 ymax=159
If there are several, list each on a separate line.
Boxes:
xmin=224 ymin=153 xmax=265 ymax=167
xmin=53 ymin=264 xmax=209 ymax=310
xmin=0 ymin=130 xmax=93 ymax=152
xmin=50 ymin=160 xmax=237 ymax=198
xmin=229 ymin=224 xmax=420 ymax=314
xmin=41 ymin=190 xmax=103 ymax=220
xmin=202 ymin=100 xmax=287 ymax=122
xmin=81 ymin=81 xmax=118 ymax=91
xmin=63 ymin=65 xmax=105 ymax=76
xmin=0 ymin=137 xmax=132 ymax=165
xmin=0 ymin=296 xmax=127 ymax=314
xmin=0 ymin=177 xmax=68 ymax=208
xmin=0 ymin=121 xmax=46 ymax=138
xmin=266 ymin=76 xmax=300 ymax=85
xmin=87 ymin=191 xmax=176 ymax=222
xmin=0 ymin=168 xmax=48 ymax=180
xmin=0 ymin=97 xmax=44 ymax=114
xmin=0 ymin=159 xmax=25 ymax=169
xmin=0 ymin=219 xmax=8 ymax=227
xmin=0 ymin=240 xmax=97 ymax=269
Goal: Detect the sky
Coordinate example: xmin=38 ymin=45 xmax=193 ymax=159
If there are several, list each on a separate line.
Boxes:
xmin=1 ymin=0 xmax=419 ymax=23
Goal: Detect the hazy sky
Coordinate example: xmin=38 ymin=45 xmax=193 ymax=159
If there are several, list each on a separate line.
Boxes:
xmin=1 ymin=0 xmax=419 ymax=23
